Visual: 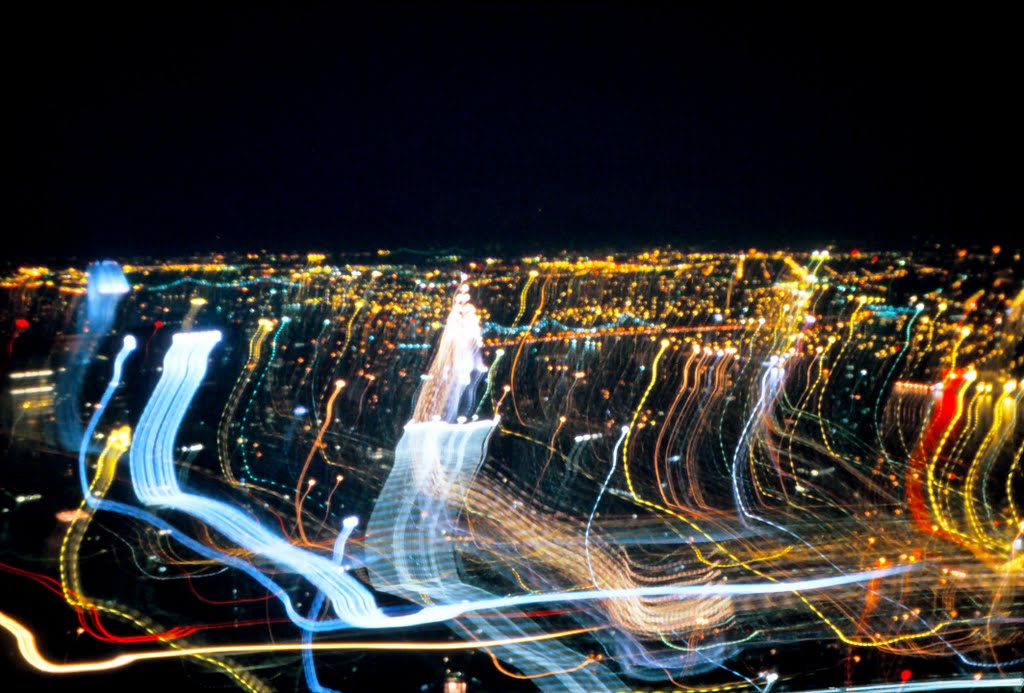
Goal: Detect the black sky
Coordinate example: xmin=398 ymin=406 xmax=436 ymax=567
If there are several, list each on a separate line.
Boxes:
xmin=8 ymin=4 xmax=1017 ymax=261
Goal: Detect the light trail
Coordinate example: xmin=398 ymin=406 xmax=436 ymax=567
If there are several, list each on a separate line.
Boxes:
xmin=54 ymin=260 xmax=130 ymax=452
xmin=217 ymin=317 xmax=275 ymax=485
xmin=295 ymin=378 xmax=346 ymax=544
xmin=774 ymin=677 xmax=1024 ymax=693
xmin=0 ymin=610 xmax=600 ymax=674
xmin=7 ymin=250 xmax=1021 ymax=691
xmin=117 ymin=329 xmax=910 ymax=638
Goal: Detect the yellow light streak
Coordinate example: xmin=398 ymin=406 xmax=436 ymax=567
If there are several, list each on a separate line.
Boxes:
xmin=0 ymin=611 xmax=598 ymax=674
xmin=57 ymin=426 xmax=264 ymax=692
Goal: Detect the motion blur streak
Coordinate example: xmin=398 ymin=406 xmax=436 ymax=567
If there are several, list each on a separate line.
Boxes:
xmin=54 ymin=260 xmax=130 ymax=451
xmin=5 ymin=247 xmax=1022 ymax=691
xmin=0 ymin=610 xmax=600 ymax=673
xmin=788 ymin=678 xmax=1024 ymax=693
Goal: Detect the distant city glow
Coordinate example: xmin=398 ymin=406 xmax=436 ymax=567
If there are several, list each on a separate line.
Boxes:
xmin=2 ymin=247 xmax=1022 ymax=692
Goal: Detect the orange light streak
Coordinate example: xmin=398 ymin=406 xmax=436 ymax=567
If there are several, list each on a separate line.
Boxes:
xmin=295 ymin=378 xmax=345 ymax=544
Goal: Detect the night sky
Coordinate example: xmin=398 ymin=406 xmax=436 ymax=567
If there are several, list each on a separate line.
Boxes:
xmin=8 ymin=4 xmax=1016 ymax=262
